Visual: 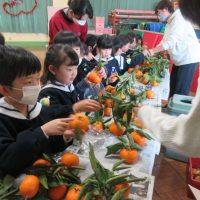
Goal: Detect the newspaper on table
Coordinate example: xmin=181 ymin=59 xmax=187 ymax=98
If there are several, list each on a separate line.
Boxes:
xmin=67 ymin=130 xmax=160 ymax=175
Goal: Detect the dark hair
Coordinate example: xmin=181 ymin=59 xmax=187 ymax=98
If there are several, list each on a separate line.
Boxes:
xmin=0 ymin=46 xmax=41 ymax=87
xmin=97 ymin=34 xmax=113 ymax=49
xmin=80 ymin=42 xmax=89 ymax=56
xmin=0 ymin=33 xmax=5 ymax=46
xmin=126 ymin=32 xmax=135 ymax=44
xmin=155 ymin=0 xmax=174 ymax=15
xmin=118 ymin=34 xmax=130 ymax=46
xmin=135 ymin=34 xmax=143 ymax=46
xmin=42 ymin=44 xmax=79 ymax=84
xmin=69 ymin=0 xmax=93 ymax=19
xmin=85 ymin=34 xmax=98 ymax=49
xmin=112 ymin=36 xmax=123 ymax=56
xmin=180 ymin=0 xmax=200 ymax=27
xmin=53 ymin=31 xmax=81 ymax=47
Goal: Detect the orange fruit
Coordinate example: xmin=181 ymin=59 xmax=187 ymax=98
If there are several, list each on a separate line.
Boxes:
xmin=120 ymin=93 xmax=126 ymax=100
xmin=129 ymin=88 xmax=135 ymax=94
xmin=132 ymin=117 xmax=144 ymax=129
xmin=19 ymin=175 xmax=39 ymax=198
xmin=87 ymin=71 xmax=102 ymax=84
xmin=108 ymin=122 xmax=125 ymax=136
xmin=48 ymin=185 xmax=67 ymax=200
xmin=115 ymin=183 xmax=131 ymax=198
xmin=69 ymin=113 xmax=90 ymax=134
xmin=111 ymin=88 xmax=117 ymax=95
xmin=131 ymin=131 xmax=146 ymax=147
xmin=119 ymin=148 xmax=139 ymax=164
xmin=135 ymin=70 xmax=143 ymax=78
xmin=103 ymin=107 xmax=112 ymax=117
xmin=61 ymin=153 xmax=79 ymax=168
xmin=33 ymin=159 xmax=51 ymax=166
xmin=128 ymin=68 xmax=134 ymax=73
xmin=106 ymin=85 xmax=114 ymax=92
xmin=146 ymin=90 xmax=155 ymax=99
xmin=65 ymin=185 xmax=83 ymax=200
xmin=151 ymin=80 xmax=158 ymax=87
xmin=143 ymin=78 xmax=149 ymax=85
xmin=105 ymin=98 xmax=114 ymax=108
xmin=92 ymin=121 xmax=104 ymax=133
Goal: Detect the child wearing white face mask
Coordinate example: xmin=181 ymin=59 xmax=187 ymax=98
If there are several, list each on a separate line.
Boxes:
xmin=48 ymin=0 xmax=93 ymax=45
xmin=0 ymin=45 xmax=100 ymax=177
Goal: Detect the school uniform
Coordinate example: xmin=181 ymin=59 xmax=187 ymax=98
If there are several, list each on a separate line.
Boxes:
xmin=126 ymin=48 xmax=134 ymax=57
xmin=38 ymin=81 xmax=78 ymax=106
xmin=121 ymin=52 xmax=144 ymax=69
xmin=0 ymin=98 xmax=73 ymax=177
xmin=74 ymin=58 xmax=97 ymax=84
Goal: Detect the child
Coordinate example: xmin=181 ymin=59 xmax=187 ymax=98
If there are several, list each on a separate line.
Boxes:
xmin=39 ymin=44 xmax=100 ymax=108
xmin=96 ymin=34 xmax=120 ymax=84
xmin=118 ymin=34 xmax=147 ymax=70
xmin=0 ymin=45 xmax=99 ymax=176
xmin=85 ymin=34 xmax=98 ymax=56
xmin=126 ymin=32 xmax=137 ymax=57
xmin=53 ymin=31 xmax=106 ymax=95
xmin=112 ymin=36 xmax=125 ymax=72
xmin=135 ymin=34 xmax=143 ymax=47
xmin=0 ymin=33 xmax=5 ymax=46
xmin=48 ymin=0 xmax=93 ymax=45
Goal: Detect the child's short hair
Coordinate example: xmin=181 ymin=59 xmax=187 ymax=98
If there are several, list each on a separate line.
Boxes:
xmin=126 ymin=32 xmax=135 ymax=44
xmin=80 ymin=42 xmax=89 ymax=56
xmin=42 ymin=44 xmax=79 ymax=84
xmin=112 ymin=36 xmax=122 ymax=56
xmin=118 ymin=34 xmax=130 ymax=46
xmin=0 ymin=45 xmax=41 ymax=87
xmin=85 ymin=34 xmax=98 ymax=49
xmin=135 ymin=34 xmax=143 ymax=46
xmin=0 ymin=33 xmax=5 ymax=46
xmin=53 ymin=31 xmax=81 ymax=47
xmin=97 ymin=34 xmax=113 ymax=49
xmin=69 ymin=0 xmax=93 ymax=19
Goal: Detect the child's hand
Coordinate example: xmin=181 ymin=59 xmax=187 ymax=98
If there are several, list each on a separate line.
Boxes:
xmin=63 ymin=129 xmax=75 ymax=140
xmin=73 ymin=99 xmax=100 ymax=112
xmin=86 ymin=52 xmax=95 ymax=61
xmin=142 ymin=49 xmax=149 ymax=56
xmin=98 ymin=67 xmax=107 ymax=79
xmin=41 ymin=118 xmax=73 ymax=137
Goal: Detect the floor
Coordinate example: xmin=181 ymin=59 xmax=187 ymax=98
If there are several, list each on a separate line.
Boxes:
xmin=152 ymin=153 xmax=193 ymax=200
xmin=28 ymin=46 xmax=194 ymax=200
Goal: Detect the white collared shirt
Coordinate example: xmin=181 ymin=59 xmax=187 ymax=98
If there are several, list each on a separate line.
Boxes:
xmin=161 ymin=9 xmax=200 ymax=66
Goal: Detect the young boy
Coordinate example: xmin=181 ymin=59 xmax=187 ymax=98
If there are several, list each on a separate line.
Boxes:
xmin=0 ymin=45 xmax=99 ymax=177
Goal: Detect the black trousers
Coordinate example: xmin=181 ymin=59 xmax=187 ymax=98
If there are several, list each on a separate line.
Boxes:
xmin=169 ymin=62 xmax=199 ymax=98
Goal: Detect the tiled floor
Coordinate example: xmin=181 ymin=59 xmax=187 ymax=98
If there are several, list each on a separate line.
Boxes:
xmin=152 ymin=154 xmax=193 ymax=200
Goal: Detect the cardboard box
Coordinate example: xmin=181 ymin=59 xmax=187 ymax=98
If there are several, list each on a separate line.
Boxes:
xmin=103 ymin=28 xmax=112 ymax=34
xmin=95 ymin=27 xmax=104 ymax=34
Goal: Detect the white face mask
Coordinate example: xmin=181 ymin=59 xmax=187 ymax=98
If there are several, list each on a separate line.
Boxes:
xmin=8 ymin=85 xmax=41 ymax=105
xmin=158 ymin=14 xmax=168 ymax=22
xmin=76 ymin=19 xmax=86 ymax=26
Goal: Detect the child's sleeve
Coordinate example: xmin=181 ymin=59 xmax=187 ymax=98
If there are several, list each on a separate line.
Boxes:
xmin=129 ymin=53 xmax=144 ymax=68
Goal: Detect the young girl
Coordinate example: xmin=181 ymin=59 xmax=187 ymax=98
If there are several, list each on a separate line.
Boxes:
xmin=38 ymin=44 xmax=100 ymax=111
xmin=53 ymin=31 xmax=106 ymax=96
xmin=96 ymin=34 xmax=120 ymax=85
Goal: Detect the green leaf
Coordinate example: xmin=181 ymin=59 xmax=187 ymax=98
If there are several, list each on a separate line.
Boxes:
xmin=84 ymin=191 xmax=93 ymax=200
xmin=111 ymin=188 xmax=128 ymax=200
xmin=106 ymin=143 xmax=125 ymax=156
xmin=114 ymin=166 xmax=132 ymax=171
xmin=112 ymin=160 xmax=126 ymax=171
xmin=39 ymin=175 xmax=48 ymax=189
xmin=106 ymin=174 xmax=130 ymax=185
xmin=126 ymin=133 xmax=142 ymax=151
xmin=137 ymin=129 xmax=153 ymax=140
